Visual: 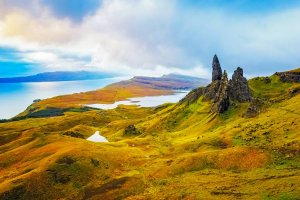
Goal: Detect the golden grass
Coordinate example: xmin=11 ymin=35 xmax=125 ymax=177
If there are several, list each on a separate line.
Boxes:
xmin=0 ymin=72 xmax=300 ymax=199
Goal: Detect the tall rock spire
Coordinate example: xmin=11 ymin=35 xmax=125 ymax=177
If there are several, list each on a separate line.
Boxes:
xmin=212 ymin=54 xmax=222 ymax=81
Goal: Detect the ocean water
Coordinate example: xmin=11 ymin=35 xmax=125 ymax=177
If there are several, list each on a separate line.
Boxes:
xmin=86 ymin=91 xmax=189 ymax=109
xmin=0 ymin=77 xmax=127 ymax=119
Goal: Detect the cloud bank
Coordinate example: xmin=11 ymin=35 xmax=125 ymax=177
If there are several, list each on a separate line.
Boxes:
xmin=1 ymin=0 xmax=300 ymax=78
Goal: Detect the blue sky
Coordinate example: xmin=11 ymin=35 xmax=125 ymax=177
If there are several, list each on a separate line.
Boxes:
xmin=180 ymin=0 xmax=300 ymax=13
xmin=41 ymin=0 xmax=100 ymax=22
xmin=1 ymin=0 xmax=300 ymax=78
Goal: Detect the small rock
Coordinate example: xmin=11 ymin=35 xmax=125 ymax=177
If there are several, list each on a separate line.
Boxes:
xmin=243 ymin=98 xmax=264 ymax=118
xmin=264 ymin=77 xmax=271 ymax=84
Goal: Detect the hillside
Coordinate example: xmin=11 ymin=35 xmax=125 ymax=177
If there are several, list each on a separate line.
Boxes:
xmin=0 ymin=58 xmax=299 ymax=199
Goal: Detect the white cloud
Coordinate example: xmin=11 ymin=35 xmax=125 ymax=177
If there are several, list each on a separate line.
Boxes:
xmin=0 ymin=0 xmax=300 ymax=77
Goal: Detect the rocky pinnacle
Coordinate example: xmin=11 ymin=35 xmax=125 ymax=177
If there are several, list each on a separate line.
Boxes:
xmin=212 ymin=54 xmax=223 ymax=81
xmin=229 ymin=67 xmax=252 ymax=102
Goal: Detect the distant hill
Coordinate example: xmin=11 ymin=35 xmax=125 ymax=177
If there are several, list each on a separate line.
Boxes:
xmin=110 ymin=73 xmax=209 ymax=90
xmin=0 ymin=71 xmax=114 ymax=83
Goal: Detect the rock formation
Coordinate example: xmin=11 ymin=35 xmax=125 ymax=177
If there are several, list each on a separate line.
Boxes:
xmin=229 ymin=67 xmax=252 ymax=102
xmin=212 ymin=54 xmax=222 ymax=81
xmin=180 ymin=55 xmax=253 ymax=113
xmin=275 ymin=69 xmax=300 ymax=83
xmin=212 ymin=71 xmax=230 ymax=113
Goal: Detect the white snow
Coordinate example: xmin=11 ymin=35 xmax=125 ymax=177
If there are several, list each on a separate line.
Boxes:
xmin=86 ymin=131 xmax=109 ymax=142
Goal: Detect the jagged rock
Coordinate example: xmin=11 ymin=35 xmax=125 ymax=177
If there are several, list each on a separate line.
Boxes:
xmin=212 ymin=71 xmax=230 ymax=113
xmin=124 ymin=125 xmax=141 ymax=136
xmin=275 ymin=70 xmax=300 ymax=83
xmin=179 ymin=56 xmax=253 ymax=114
xmin=243 ymin=98 xmax=264 ymax=118
xmin=229 ymin=67 xmax=252 ymax=102
xmin=212 ymin=54 xmax=222 ymax=81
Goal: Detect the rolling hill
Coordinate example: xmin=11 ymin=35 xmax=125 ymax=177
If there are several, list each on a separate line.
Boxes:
xmin=0 ymin=57 xmax=299 ymax=199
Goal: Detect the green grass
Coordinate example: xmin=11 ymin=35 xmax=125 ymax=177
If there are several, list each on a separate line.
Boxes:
xmin=249 ymin=75 xmax=293 ymax=100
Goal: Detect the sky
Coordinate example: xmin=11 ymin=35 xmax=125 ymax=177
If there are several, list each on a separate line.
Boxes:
xmin=1 ymin=0 xmax=300 ymax=78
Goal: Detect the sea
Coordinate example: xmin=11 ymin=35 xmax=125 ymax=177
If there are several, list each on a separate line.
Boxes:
xmin=0 ymin=78 xmax=189 ymax=119
xmin=0 ymin=77 xmax=126 ymax=119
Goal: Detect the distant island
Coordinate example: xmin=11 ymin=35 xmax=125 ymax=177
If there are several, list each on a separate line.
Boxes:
xmin=110 ymin=73 xmax=209 ymax=90
xmin=0 ymin=71 xmax=115 ymax=83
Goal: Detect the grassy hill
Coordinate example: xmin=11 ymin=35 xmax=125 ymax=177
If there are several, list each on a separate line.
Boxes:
xmin=0 ymin=70 xmax=299 ymax=199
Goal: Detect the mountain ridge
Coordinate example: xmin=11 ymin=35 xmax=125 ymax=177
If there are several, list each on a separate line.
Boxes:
xmin=0 ymin=71 xmax=115 ymax=83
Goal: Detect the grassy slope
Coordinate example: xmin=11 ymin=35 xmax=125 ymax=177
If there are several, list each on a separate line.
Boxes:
xmin=0 ymin=73 xmax=299 ymax=199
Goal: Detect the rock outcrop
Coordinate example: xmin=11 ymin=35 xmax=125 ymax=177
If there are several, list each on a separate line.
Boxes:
xmin=180 ymin=55 xmax=253 ymax=113
xmin=275 ymin=69 xmax=300 ymax=83
xmin=212 ymin=55 xmax=222 ymax=81
xmin=212 ymin=71 xmax=230 ymax=113
xmin=229 ymin=67 xmax=252 ymax=102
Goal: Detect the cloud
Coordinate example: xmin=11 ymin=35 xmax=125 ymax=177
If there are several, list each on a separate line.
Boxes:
xmin=0 ymin=0 xmax=300 ymax=78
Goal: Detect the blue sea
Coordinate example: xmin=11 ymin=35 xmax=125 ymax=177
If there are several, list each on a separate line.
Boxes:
xmin=0 ymin=77 xmax=127 ymax=119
